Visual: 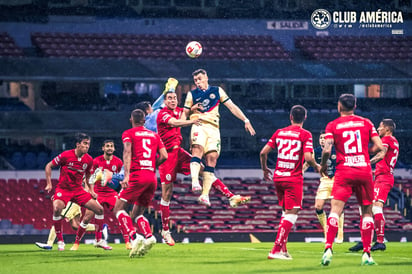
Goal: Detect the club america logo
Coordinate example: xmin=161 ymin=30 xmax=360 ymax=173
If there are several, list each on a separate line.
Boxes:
xmin=311 ymin=9 xmax=403 ymax=30
xmin=311 ymin=9 xmax=331 ymax=29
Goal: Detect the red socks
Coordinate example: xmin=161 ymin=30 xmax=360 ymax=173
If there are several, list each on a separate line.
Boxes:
xmin=325 ymin=214 xmax=339 ymax=250
xmin=212 ymin=179 xmax=234 ymax=198
xmin=135 ymin=215 xmax=153 ymax=238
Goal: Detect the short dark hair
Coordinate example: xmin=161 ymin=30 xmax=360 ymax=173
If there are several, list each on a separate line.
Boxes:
xmin=163 ymin=91 xmax=176 ymax=100
xmin=290 ymin=105 xmax=307 ymax=123
xmin=381 ymin=118 xmax=396 ymax=133
xmin=103 ymin=139 xmax=114 ymax=146
xmin=74 ymin=132 xmax=90 ymax=145
xmin=192 ymin=68 xmax=207 ymax=77
xmin=131 ymin=109 xmax=146 ymax=124
xmin=134 ymin=101 xmax=151 ymax=115
xmin=338 ymin=93 xmax=356 ymax=111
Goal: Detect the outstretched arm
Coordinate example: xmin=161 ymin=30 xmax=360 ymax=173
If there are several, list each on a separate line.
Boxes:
xmin=167 ymin=116 xmax=200 ymax=128
xmin=223 ymin=99 xmax=256 ymax=136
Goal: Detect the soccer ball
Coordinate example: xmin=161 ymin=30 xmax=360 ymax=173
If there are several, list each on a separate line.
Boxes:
xmin=185 ymin=41 xmax=202 ymax=58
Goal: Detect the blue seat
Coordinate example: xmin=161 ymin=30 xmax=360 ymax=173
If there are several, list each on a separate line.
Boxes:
xmin=10 ymin=151 xmax=24 ymax=170
xmin=36 ymin=151 xmax=49 ymax=169
xmin=24 ymin=152 xmax=37 ymax=170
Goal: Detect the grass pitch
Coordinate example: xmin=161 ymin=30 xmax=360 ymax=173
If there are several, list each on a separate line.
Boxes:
xmin=1 ymin=242 xmax=412 ymax=274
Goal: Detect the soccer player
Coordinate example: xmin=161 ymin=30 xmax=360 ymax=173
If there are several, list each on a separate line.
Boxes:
xmin=157 ymin=89 xmax=251 ymax=245
xmin=303 ymin=132 xmax=344 ymax=243
xmin=349 ymin=118 xmax=399 ymax=252
xmin=44 ymin=133 xmax=105 ymax=251
xmin=260 ymin=105 xmax=320 ymax=260
xmin=35 ymin=201 xmax=96 ymax=250
xmin=70 ymin=140 xmax=124 ymax=251
xmin=113 ymin=109 xmax=168 ymax=258
xmin=184 ymin=69 xmax=256 ymax=206
xmin=135 ymin=77 xmax=179 ymax=132
xmin=320 ymin=94 xmax=384 ymax=266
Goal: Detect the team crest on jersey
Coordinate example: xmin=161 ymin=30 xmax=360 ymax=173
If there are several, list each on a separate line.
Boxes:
xmin=112 ymin=165 xmax=117 ymax=172
xmin=82 ymin=163 xmax=88 ymax=170
xmin=209 ymin=94 xmax=216 ymax=100
xmin=56 ymin=192 xmax=62 ymax=197
xmin=166 ymin=174 xmax=171 ymax=181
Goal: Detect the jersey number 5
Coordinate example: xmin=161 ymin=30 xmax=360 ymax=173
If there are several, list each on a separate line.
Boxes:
xmin=142 ymin=138 xmax=151 ymax=158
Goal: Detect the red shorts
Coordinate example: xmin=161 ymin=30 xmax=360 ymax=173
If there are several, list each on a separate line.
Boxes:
xmin=332 ymin=168 xmax=374 ymax=206
xmin=373 ymin=174 xmax=394 ymax=203
xmin=159 ymin=147 xmax=191 ymax=184
xmin=54 ymin=186 xmax=93 ymax=207
xmin=97 ymin=193 xmax=118 ymax=211
xmin=274 ymin=179 xmax=303 ymax=210
xmin=118 ymin=170 xmax=157 ymax=207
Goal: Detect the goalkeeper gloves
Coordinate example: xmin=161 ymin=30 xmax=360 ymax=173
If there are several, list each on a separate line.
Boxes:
xmin=163 ymin=77 xmax=179 ymax=94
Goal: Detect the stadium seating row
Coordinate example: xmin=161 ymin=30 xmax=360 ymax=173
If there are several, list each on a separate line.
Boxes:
xmin=3 ymin=31 xmax=411 ymax=61
xmin=0 ymin=176 xmax=411 ymax=235
xmin=0 ymin=32 xmax=24 ymax=57
xmin=295 ymin=35 xmax=412 ymax=61
xmin=31 ymin=32 xmax=291 ymax=60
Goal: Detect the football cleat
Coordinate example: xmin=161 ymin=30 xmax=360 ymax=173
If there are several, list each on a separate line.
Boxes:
xmin=161 ymin=230 xmax=175 ymax=246
xmin=335 ymin=237 xmax=344 ymax=244
xmin=198 ymin=194 xmax=211 ymax=207
xmin=321 ymin=248 xmax=333 ymax=266
xmin=129 ymin=234 xmax=145 ymax=258
xmin=361 ymin=252 xmax=377 ymax=266
xmin=57 ymin=241 xmax=65 ymax=251
xmin=371 ymin=242 xmax=386 ymax=251
xmin=102 ymin=223 xmax=109 ymax=241
xmin=349 ymin=241 xmax=363 ymax=252
xmin=70 ymin=243 xmax=79 ymax=251
xmin=138 ymin=236 xmax=156 ymax=256
xmin=95 ymin=239 xmax=112 ymax=250
xmin=281 ymin=251 xmax=293 ymax=259
xmin=229 ymin=195 xmax=251 ymax=208
xmin=192 ymin=181 xmax=202 ymax=193
xmin=35 ymin=242 xmax=52 ymax=250
xmin=267 ymin=252 xmax=292 ymax=260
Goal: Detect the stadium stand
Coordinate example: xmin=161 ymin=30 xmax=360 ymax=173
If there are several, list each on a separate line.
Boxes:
xmin=1 ymin=176 xmax=410 ymax=235
xmin=295 ymin=36 xmax=412 ymax=61
xmin=0 ymin=1 xmax=412 ymax=240
xmin=0 ymin=32 xmax=23 ymax=57
xmin=31 ymin=32 xmax=291 ymax=60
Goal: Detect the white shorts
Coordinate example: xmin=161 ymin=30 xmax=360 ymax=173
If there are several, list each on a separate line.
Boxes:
xmin=61 ymin=201 xmax=81 ymax=220
xmin=190 ymin=122 xmax=221 ymax=155
xmin=315 ymin=177 xmax=334 ymax=200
